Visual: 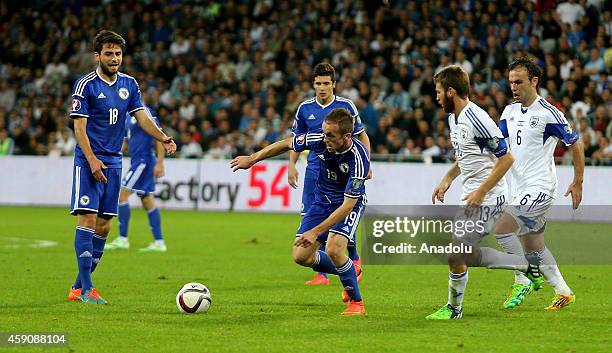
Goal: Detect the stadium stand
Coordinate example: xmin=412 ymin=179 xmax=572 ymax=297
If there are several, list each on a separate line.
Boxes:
xmin=0 ymin=0 xmax=610 ymax=164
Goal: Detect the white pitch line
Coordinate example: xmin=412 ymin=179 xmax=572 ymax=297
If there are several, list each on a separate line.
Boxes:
xmin=0 ymin=236 xmax=58 ymax=249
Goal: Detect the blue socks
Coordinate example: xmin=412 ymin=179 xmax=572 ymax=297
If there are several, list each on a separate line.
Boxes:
xmin=147 ymin=208 xmax=163 ymax=241
xmin=347 ymin=243 xmax=359 ymax=262
xmin=74 ymin=227 xmax=94 ymax=292
xmin=312 ymin=250 xmax=338 ymax=275
xmin=118 ymin=202 xmax=130 ymax=237
xmin=316 ymin=243 xmax=328 ymax=278
xmin=91 ymin=234 xmax=107 ymax=273
xmin=74 ymin=232 xmax=107 ymax=289
xmin=336 ymin=259 xmax=362 ymax=302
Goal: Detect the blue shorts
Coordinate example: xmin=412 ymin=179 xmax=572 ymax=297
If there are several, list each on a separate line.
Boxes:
xmin=121 ymin=159 xmax=156 ymax=196
xmin=70 ymin=165 xmax=122 ymax=216
xmin=300 ymin=162 xmax=319 ymax=215
xmin=296 ymin=198 xmax=365 ymax=244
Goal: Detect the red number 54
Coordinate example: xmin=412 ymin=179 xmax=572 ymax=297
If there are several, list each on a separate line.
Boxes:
xmin=247 ymin=164 xmax=290 ymax=207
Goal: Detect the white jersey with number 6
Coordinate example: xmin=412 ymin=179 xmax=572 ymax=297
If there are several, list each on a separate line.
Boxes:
xmin=499 ymin=96 xmax=579 ymax=200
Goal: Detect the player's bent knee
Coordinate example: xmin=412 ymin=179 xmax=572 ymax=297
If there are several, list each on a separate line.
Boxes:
xmin=292 ymin=246 xmax=315 ymax=267
xmin=493 ymin=213 xmax=518 ymax=234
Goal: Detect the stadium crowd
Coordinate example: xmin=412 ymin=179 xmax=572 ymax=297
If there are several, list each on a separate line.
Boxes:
xmin=0 ymin=0 xmax=610 ymax=164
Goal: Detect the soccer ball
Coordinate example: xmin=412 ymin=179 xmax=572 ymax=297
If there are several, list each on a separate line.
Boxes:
xmin=176 ymin=282 xmax=212 ymax=313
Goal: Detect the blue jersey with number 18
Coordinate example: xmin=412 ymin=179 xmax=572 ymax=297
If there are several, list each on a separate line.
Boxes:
xmin=70 ymin=70 xmax=144 ymax=168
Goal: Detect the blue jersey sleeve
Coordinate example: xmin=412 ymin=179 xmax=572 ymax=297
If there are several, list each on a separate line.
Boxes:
xmin=291 ymin=133 xmax=325 ymax=153
xmin=127 ymin=80 xmax=145 ymax=115
xmin=544 ymin=124 xmax=579 ymax=145
xmin=474 ymin=136 xmax=508 ymax=158
xmin=292 ymin=104 xmax=308 ymax=136
xmin=344 ymin=144 xmax=369 ymax=199
xmin=70 ymin=83 xmax=90 ymax=119
xmin=343 ymin=100 xmax=365 ymax=135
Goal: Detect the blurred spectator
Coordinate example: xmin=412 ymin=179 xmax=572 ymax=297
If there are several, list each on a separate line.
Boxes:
xmin=0 ymin=0 xmax=607 ymax=166
xmin=0 ymin=128 xmax=14 ymax=155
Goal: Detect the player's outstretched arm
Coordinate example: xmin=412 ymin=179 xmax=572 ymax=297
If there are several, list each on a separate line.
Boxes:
xmin=133 ymin=109 xmax=176 ymax=154
xmin=295 ymin=196 xmax=358 ymax=248
xmin=463 ymin=152 xmax=514 ymax=207
xmin=73 ymin=118 xmax=107 ymax=183
xmin=231 ymin=138 xmax=293 ymax=171
xmin=564 ymin=140 xmax=584 ymax=209
xmin=288 ymin=150 xmax=300 ymax=189
xmin=432 ymin=162 xmax=460 ymax=204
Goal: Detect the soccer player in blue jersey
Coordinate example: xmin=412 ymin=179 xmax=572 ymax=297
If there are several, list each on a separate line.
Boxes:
xmin=105 ymin=105 xmax=167 ymax=252
xmin=289 ymin=62 xmax=371 ymax=286
xmin=67 ymin=30 xmax=176 ymax=303
xmin=232 ymin=108 xmax=369 ymax=315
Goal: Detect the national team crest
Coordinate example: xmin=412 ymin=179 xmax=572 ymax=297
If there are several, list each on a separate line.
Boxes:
xmin=119 ymin=87 xmax=129 ymax=100
xmin=80 ymin=195 xmax=90 ymax=206
xmin=339 ymin=163 xmax=349 ymax=173
xmin=351 ymin=178 xmax=364 ymax=189
xmin=72 ymin=99 xmax=81 ymax=112
xmin=529 ymin=116 xmax=540 ymax=128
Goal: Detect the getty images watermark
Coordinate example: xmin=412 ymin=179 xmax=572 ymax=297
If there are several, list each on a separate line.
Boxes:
xmin=370 ymin=216 xmax=484 ymax=255
xmin=360 ymin=205 xmax=612 ymax=265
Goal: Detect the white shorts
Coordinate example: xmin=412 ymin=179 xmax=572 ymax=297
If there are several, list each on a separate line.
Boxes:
xmin=454 ymin=194 xmax=507 ymax=246
xmin=507 ymin=189 xmax=553 ymax=236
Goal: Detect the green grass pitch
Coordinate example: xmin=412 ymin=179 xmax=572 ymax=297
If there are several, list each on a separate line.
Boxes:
xmin=0 ymin=206 xmax=610 ymax=352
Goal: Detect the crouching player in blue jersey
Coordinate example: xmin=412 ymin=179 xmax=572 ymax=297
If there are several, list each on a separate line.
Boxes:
xmin=231 ymin=108 xmax=369 ymax=315
xmin=289 ymin=62 xmax=370 ymax=286
xmin=68 ymin=30 xmax=176 ymax=303
xmin=105 ymin=106 xmax=167 ymax=252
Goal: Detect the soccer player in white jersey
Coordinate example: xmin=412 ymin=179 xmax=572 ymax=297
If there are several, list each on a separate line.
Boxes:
xmin=495 ymin=58 xmax=584 ymax=310
xmin=427 ymin=66 xmax=542 ymax=320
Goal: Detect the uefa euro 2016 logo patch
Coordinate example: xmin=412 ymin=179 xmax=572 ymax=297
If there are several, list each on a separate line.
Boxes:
xmin=296 ymin=134 xmax=305 ymax=145
xmin=72 ymin=99 xmax=81 ymax=112
xmin=119 ymin=87 xmax=129 ymax=100
xmin=79 ymin=195 xmax=90 ymax=206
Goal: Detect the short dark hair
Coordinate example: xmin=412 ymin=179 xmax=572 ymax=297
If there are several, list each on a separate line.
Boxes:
xmin=433 ymin=65 xmax=470 ymax=98
xmin=93 ymin=30 xmax=126 ymax=54
xmin=508 ymin=57 xmax=542 ymax=85
xmin=325 ymin=108 xmax=353 ymax=135
xmin=312 ymin=62 xmax=335 ymax=83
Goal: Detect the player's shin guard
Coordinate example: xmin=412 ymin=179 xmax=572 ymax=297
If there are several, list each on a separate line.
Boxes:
xmin=336 ymin=259 xmax=362 ymax=302
xmin=316 ymin=243 xmax=328 ymax=278
xmin=147 ymin=208 xmax=163 ymax=241
xmin=74 ymin=227 xmax=94 ymax=292
xmin=347 ymin=242 xmax=359 ymax=262
xmin=312 ymin=250 xmax=338 ymax=275
xmin=496 ymin=233 xmax=530 ymax=285
xmin=91 ymin=234 xmax=107 ymax=273
xmin=118 ymin=202 xmax=130 ymax=238
xmin=537 ymin=246 xmax=572 ymax=296
xmin=448 ymin=271 xmax=468 ymax=310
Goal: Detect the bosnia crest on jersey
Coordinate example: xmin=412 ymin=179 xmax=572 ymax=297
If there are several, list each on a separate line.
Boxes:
xmin=339 ymin=163 xmax=349 ymax=173
xmin=119 ymin=87 xmax=129 ymax=100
